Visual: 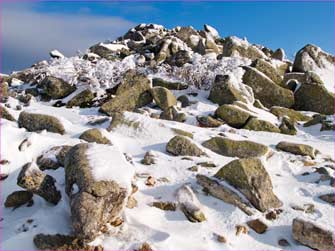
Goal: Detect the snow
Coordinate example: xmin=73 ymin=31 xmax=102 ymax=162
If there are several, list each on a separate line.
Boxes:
xmin=204 ymin=24 xmax=220 ymax=38
xmin=49 ymin=50 xmax=64 ymax=59
xmin=99 ymin=43 xmax=128 ymax=52
xmin=86 ymin=143 xmax=135 ymax=191
xmin=313 ymin=57 xmax=334 ymax=93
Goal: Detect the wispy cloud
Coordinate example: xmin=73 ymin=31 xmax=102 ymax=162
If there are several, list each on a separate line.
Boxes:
xmin=1 ymin=3 xmax=135 ymax=73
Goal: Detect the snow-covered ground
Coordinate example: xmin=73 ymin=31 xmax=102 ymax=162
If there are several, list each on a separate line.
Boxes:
xmin=1 ymin=89 xmax=333 ymax=250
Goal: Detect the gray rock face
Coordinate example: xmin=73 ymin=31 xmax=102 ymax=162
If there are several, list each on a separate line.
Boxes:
xmin=64 ymin=143 xmax=131 ymax=240
xmin=17 ymin=162 xmax=61 ymax=205
xmin=79 ymin=128 xmax=111 ymax=144
xmin=37 ymin=145 xmax=71 ymax=170
xmin=242 ymin=66 xmax=294 ymax=108
xmin=215 ymin=158 xmax=282 ymax=212
xmin=4 ymin=190 xmax=33 ymax=208
xmin=196 ymin=174 xmax=253 ymax=215
xmin=292 ymin=218 xmax=334 ymax=250
xmin=39 ymin=76 xmax=76 ymax=99
xmin=209 ymin=75 xmax=252 ymax=105
xmin=202 ymin=137 xmax=269 ymax=158
xmin=100 ymin=70 xmax=152 ymax=115
xmin=166 ymin=136 xmax=206 ymax=157
xmin=150 ymin=87 xmax=177 ymax=110
xmin=293 ymin=44 xmax=334 ymax=73
xmin=276 ymin=141 xmax=317 ymax=159
xmin=18 ymin=111 xmax=65 ymax=135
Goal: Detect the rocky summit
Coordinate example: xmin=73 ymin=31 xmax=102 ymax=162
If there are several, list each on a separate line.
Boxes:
xmin=1 ymin=23 xmax=334 ymax=251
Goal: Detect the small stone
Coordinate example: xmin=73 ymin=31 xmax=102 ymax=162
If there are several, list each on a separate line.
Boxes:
xmin=110 ymin=217 xmax=123 ymax=227
xmin=246 ymin=219 xmax=268 ymax=234
xmin=319 ymin=193 xmax=334 ymax=205
xmin=278 ymin=238 xmax=290 ymax=247
xmin=216 ymin=234 xmax=227 ymax=243
xmin=138 ymin=242 xmax=153 ymax=251
xmin=79 ymin=128 xmax=111 ymax=144
xmin=126 ymin=196 xmax=138 ymax=209
xmin=141 ymin=151 xmax=156 ymax=165
xmin=4 ymin=190 xmax=33 ymax=208
xmin=145 ymin=176 xmax=156 ymax=186
xmin=235 ymin=225 xmax=248 ymax=236
xmin=152 ymin=201 xmax=177 ymax=211
xmin=265 ymin=211 xmax=278 ymax=220
xmin=188 ymin=166 xmax=199 ymax=172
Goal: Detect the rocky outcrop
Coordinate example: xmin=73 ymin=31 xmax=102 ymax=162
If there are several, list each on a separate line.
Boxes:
xmin=242 ymin=66 xmax=294 ymax=108
xmin=100 ymin=70 xmax=152 ymax=115
xmin=209 ymin=75 xmax=253 ymax=105
xmin=37 ymin=145 xmax=71 ymax=170
xmin=33 ymin=234 xmax=103 ymax=250
xmin=166 ymin=136 xmax=206 ymax=157
xmin=243 ymin=118 xmax=281 ymax=133
xmin=4 ymin=190 xmax=33 ymax=208
xmin=276 ymin=141 xmax=317 ymax=159
xmin=215 ymin=158 xmax=282 ymax=212
xmin=270 ymin=106 xmax=311 ymax=122
xmin=215 ymin=104 xmax=251 ymax=128
xmin=152 ymin=78 xmax=188 ymax=90
xmin=39 ymin=76 xmax=76 ymax=99
xmin=79 ymin=128 xmax=111 ymax=144
xmin=202 ymin=137 xmax=269 ymax=158
xmin=196 ymin=174 xmax=253 ymax=215
xmin=18 ymin=111 xmax=65 ymax=135
xmin=251 ymin=59 xmax=283 ymax=85
xmin=17 ymin=162 xmax=61 ymax=205
xmin=292 ymin=218 xmax=334 ymax=250
xmin=66 ymin=89 xmax=95 ymax=108
xmin=64 ymin=143 xmax=134 ymax=240
xmin=150 ymin=86 xmax=177 ymax=110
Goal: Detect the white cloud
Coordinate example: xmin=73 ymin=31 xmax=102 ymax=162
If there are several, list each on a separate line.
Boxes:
xmin=1 ymin=3 xmax=135 ymax=73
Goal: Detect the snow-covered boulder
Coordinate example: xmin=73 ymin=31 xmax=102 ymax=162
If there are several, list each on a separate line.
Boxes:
xmin=166 ymin=136 xmax=206 ymax=157
xmin=150 ymin=86 xmax=177 ymax=110
xmin=276 ymin=141 xmax=318 ymax=159
xmin=64 ymin=143 xmax=134 ymax=240
xmin=39 ymin=76 xmax=76 ymax=99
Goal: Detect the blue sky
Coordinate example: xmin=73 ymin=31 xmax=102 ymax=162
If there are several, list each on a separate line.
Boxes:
xmin=1 ymin=1 xmax=334 ymax=73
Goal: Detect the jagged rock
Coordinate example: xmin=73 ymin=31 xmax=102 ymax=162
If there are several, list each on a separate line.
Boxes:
xmin=246 ymin=219 xmax=268 ymax=234
xmin=18 ymin=111 xmax=65 ymax=135
xmin=171 ymin=128 xmax=194 ymax=139
xmin=215 ymin=158 xmax=282 ymax=212
xmin=152 ymin=78 xmax=188 ymax=90
xmin=66 ymin=89 xmax=94 ymax=108
xmin=242 ymin=66 xmax=294 ymax=108
xmin=175 ymin=26 xmax=199 ymax=49
xmin=141 ymin=151 xmax=156 ymax=165
xmin=270 ymin=106 xmax=311 ymax=122
xmin=160 ymin=106 xmax=186 ymax=122
xmin=126 ymin=196 xmax=138 ymax=209
xmin=89 ymin=43 xmax=129 ymax=60
xmin=79 ymin=128 xmax=111 ymax=144
xmin=278 ymin=239 xmax=290 ymax=247
xmin=177 ymin=95 xmax=190 ymax=107
xmin=221 ymin=36 xmax=266 ymax=60
xmin=176 ymin=184 xmax=206 ymax=222
xmin=137 ymin=242 xmax=153 ymax=251
xmin=215 ymin=104 xmax=251 ymax=128
xmin=243 ymin=118 xmax=281 ymax=133
xmin=100 ymin=71 xmax=152 ymax=115
xmin=272 ymin=48 xmax=285 ymax=61
xmin=1 ymin=106 xmax=16 ymax=121
xmin=292 ymin=218 xmax=334 ymax=250
xmin=39 ymin=76 xmax=76 ymax=99
xmin=33 ymin=234 xmax=103 ymax=251
xmin=150 ymin=87 xmax=177 ymax=110
xmin=235 ymin=225 xmax=249 ymax=236
xmin=196 ymin=115 xmax=223 ymax=128
xmin=17 ymin=162 xmax=61 ymax=205
xmin=64 ymin=143 xmax=134 ymax=240
xmin=4 ymin=190 xmax=33 ymax=208
xmin=251 ymin=59 xmax=283 ymax=85
xmin=293 ymin=44 xmax=334 ymax=73
xmin=170 ymin=50 xmax=192 ymax=66
xmin=152 ymin=201 xmax=177 ymax=211
xmin=202 ymin=137 xmax=268 ymax=158
xmin=1 ymin=81 xmax=9 ymax=99
xmin=276 ymin=141 xmax=317 ymax=159
xmin=209 ymin=75 xmax=253 ymax=105
xmin=279 ymin=117 xmax=297 ymax=135
xmin=166 ymin=136 xmax=206 ymax=157
xmin=196 ymin=174 xmax=253 ymax=215
xmin=319 ymin=193 xmax=334 ymax=205
xmin=294 ymin=82 xmax=334 ymax=115
xmin=107 ymin=112 xmax=140 ymax=131
xmin=37 ymin=145 xmax=71 ymax=170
